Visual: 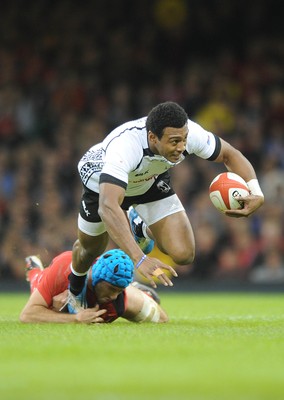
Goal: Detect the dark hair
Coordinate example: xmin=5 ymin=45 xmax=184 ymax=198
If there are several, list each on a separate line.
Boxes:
xmin=146 ymin=101 xmax=188 ymax=139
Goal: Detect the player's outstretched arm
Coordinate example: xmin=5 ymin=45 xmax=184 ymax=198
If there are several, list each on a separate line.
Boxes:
xmin=99 ymin=182 xmax=177 ymax=288
xmin=122 ymin=285 xmax=168 ymax=323
xmin=19 ymin=289 xmax=106 ymax=324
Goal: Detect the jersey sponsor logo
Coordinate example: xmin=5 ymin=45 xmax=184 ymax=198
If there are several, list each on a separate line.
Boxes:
xmin=131 ymin=176 xmax=155 ymax=184
xmin=134 ymin=170 xmax=149 ymax=177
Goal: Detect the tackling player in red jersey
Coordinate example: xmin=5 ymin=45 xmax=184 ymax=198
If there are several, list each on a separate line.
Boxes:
xmin=20 ymin=249 xmax=168 ymax=324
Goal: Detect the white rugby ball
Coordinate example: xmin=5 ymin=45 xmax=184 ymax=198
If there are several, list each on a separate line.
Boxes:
xmin=209 ymin=172 xmax=250 ymax=212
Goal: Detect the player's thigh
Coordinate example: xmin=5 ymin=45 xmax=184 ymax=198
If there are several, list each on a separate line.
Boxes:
xmin=78 ymin=214 xmax=109 ymax=254
xmin=150 ymin=211 xmax=195 ymax=264
xmin=78 ymin=229 xmax=109 ymax=254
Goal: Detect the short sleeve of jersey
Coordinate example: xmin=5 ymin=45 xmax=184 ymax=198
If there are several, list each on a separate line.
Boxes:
xmin=101 ymin=134 xmax=143 ymax=185
xmin=186 ymin=119 xmax=220 ymax=160
xmin=36 ymin=252 xmax=72 ymax=307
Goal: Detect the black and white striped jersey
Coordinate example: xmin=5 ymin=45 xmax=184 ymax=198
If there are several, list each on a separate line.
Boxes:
xmin=78 ymin=116 xmax=220 ymax=197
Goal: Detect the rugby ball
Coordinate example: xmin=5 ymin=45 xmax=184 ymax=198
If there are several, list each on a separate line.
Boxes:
xmin=209 ymin=172 xmax=250 ymax=212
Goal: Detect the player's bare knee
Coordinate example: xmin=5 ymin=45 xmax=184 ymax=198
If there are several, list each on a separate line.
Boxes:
xmin=172 ymin=248 xmax=195 ymax=265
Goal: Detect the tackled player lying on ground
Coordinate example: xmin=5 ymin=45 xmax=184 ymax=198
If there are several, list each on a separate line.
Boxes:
xmin=20 ymin=249 xmax=167 ymax=324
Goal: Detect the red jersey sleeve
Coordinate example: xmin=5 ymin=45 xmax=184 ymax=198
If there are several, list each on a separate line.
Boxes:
xmin=36 ymin=251 xmax=72 ymax=307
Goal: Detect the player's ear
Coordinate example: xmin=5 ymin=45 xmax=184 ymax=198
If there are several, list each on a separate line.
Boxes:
xmin=148 ymin=131 xmax=158 ymax=143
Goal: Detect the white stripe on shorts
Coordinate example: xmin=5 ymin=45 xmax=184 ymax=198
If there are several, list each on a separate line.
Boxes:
xmin=78 ymin=214 xmax=107 ymax=236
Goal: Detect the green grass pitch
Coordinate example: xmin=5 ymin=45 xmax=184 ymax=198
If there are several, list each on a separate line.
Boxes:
xmin=0 ymin=292 xmax=283 ymax=400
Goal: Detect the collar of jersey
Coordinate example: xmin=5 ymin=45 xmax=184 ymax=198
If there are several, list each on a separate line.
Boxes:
xmin=143 ymin=148 xmax=184 ymax=166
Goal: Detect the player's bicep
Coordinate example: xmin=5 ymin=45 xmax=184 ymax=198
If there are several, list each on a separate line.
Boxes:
xmin=213 ymin=138 xmax=239 ymax=164
xmin=25 ymin=289 xmax=49 ymax=308
xmin=20 ymin=289 xmax=49 ymax=322
xmin=99 ymin=182 xmax=126 ymax=207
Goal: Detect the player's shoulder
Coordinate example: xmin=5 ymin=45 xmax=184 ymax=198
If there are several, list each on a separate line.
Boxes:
xmin=187 ymin=118 xmax=208 ymax=133
xmin=186 ymin=118 xmax=215 ymax=143
xmin=112 ymin=116 xmax=147 ymax=136
xmin=104 ymin=117 xmax=147 ymax=154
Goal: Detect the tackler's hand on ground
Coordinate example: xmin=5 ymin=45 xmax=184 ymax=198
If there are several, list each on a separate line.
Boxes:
xmin=136 ymin=256 xmax=178 ymax=288
xmin=75 ymin=305 xmax=107 ymax=324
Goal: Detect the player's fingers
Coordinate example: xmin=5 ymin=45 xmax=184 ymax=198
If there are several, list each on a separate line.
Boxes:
xmin=153 ymin=268 xmax=173 ymax=286
xmin=153 ymin=264 xmax=178 ymax=278
xmin=92 ymin=317 xmax=105 ymax=324
xmin=157 ymin=273 xmax=173 ymax=287
xmin=95 ymin=308 xmax=107 ymax=316
xmin=162 ymin=264 xmax=178 ymax=277
xmin=224 ymin=212 xmax=243 ymax=218
xmin=152 ymin=267 xmax=164 ymax=277
xmin=225 ymin=210 xmax=248 ymax=218
xmin=146 ymin=276 xmax=157 ymax=288
xmin=87 ymin=306 xmax=104 ymax=314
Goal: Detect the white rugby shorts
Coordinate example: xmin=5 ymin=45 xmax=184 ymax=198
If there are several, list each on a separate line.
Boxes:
xmin=78 ymin=194 xmax=184 ymax=236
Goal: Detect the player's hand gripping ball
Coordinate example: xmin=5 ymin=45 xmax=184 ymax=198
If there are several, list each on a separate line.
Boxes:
xmin=209 ymin=172 xmax=250 ymax=212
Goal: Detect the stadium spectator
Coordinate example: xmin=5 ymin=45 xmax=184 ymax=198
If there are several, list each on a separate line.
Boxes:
xmin=249 ymin=248 xmax=284 ymax=284
xmin=20 ymin=249 xmax=167 ymax=324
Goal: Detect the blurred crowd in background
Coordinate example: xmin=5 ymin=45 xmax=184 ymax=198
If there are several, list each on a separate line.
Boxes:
xmin=0 ymin=0 xmax=284 ymax=285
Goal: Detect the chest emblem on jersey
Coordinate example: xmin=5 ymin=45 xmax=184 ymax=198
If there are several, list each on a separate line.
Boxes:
xmin=157 ymin=180 xmax=171 ymax=193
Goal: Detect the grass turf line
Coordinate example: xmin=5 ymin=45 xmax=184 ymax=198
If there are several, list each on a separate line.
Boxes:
xmin=0 ymin=292 xmax=283 ymax=400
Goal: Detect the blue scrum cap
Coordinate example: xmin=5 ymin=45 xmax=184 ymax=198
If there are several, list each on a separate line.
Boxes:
xmin=91 ymin=249 xmax=134 ymax=289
